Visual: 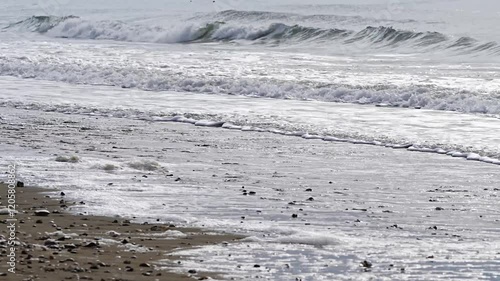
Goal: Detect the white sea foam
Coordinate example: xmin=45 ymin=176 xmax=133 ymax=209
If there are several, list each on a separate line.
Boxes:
xmin=301 ymin=133 xmax=323 ymax=140
xmin=147 ymin=230 xmax=188 ymax=238
xmin=466 ymin=153 xmax=482 ymax=161
xmin=127 ymin=160 xmax=161 ymax=171
xmin=46 ymin=18 xmax=205 ymax=44
xmin=45 ymin=231 xmax=78 ymax=239
xmin=0 ymin=85 xmax=498 ymax=166
xmin=194 ymin=120 xmax=225 ymax=127
xmin=6 ymin=13 xmax=500 ymax=60
xmin=243 ymin=232 xmax=340 ymax=247
xmin=1 ymin=55 xmax=499 ymax=115
xmin=222 ymin=123 xmax=242 ymax=130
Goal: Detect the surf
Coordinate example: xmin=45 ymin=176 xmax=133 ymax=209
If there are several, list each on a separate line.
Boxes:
xmin=4 ymin=15 xmax=500 ymax=58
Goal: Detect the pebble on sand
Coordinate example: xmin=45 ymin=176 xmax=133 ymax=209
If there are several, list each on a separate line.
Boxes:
xmin=361 ymin=260 xmax=373 ymax=268
xmin=34 ymin=210 xmax=51 ymax=216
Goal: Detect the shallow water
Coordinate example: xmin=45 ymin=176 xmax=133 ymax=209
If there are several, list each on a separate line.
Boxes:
xmin=1 ymin=107 xmax=499 ymax=280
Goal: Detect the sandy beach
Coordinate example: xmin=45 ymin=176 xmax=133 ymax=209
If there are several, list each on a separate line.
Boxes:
xmin=1 ymin=107 xmax=499 ymax=280
xmin=0 ymin=183 xmax=242 ymax=280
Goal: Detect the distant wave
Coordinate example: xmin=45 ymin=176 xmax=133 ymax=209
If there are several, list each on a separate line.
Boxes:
xmin=4 ymin=15 xmax=500 ymax=56
xmin=3 ymin=15 xmax=79 ymax=33
xmin=189 ymin=9 xmax=420 ymax=25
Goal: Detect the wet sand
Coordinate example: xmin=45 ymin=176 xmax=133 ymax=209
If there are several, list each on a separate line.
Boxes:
xmin=0 ymin=183 xmax=242 ymax=280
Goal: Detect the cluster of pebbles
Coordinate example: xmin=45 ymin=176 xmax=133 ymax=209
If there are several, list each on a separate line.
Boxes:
xmin=0 ymin=184 xmax=242 ymax=281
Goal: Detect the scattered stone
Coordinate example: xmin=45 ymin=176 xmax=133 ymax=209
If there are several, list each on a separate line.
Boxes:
xmin=57 ymin=235 xmax=71 ymax=241
xmin=188 ymin=269 xmax=197 ymax=274
xmin=63 ymin=243 xmax=77 ymax=250
xmin=44 ymin=239 xmax=58 ymax=247
xmin=83 ymin=241 xmax=99 ymax=248
xmin=435 ymin=207 xmax=444 ymax=211
xmin=34 ymin=210 xmax=51 ymax=217
xmin=16 ymin=181 xmax=24 ymax=187
xmin=139 ymin=262 xmax=151 ymax=267
xmin=254 ymin=264 xmax=261 ymax=268
xmin=292 ymin=214 xmax=298 ymax=218
xmin=60 ymin=192 xmax=66 ymax=196
xmin=107 ymin=230 xmax=120 ymax=237
xmin=89 ymin=264 xmax=99 ymax=270
xmin=388 ymin=224 xmax=403 ymax=230
xmin=361 ymin=260 xmax=372 ymax=268
xmin=305 ymin=188 xmax=312 ymax=192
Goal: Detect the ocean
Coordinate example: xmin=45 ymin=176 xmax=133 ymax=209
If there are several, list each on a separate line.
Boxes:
xmin=1 ymin=0 xmax=499 ymax=280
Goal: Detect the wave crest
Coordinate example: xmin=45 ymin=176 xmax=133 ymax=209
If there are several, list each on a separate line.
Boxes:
xmin=4 ymin=15 xmax=500 ymax=56
xmin=1 ymin=56 xmax=499 ymax=115
xmin=4 ymin=15 xmax=79 ymax=33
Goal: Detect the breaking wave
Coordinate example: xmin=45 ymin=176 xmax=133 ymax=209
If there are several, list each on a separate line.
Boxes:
xmin=4 ymin=15 xmax=500 ymax=56
xmin=1 ymin=56 xmax=499 ymax=115
xmin=3 ymin=15 xmax=79 ymax=33
xmin=188 ymin=9 xmax=420 ymax=25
